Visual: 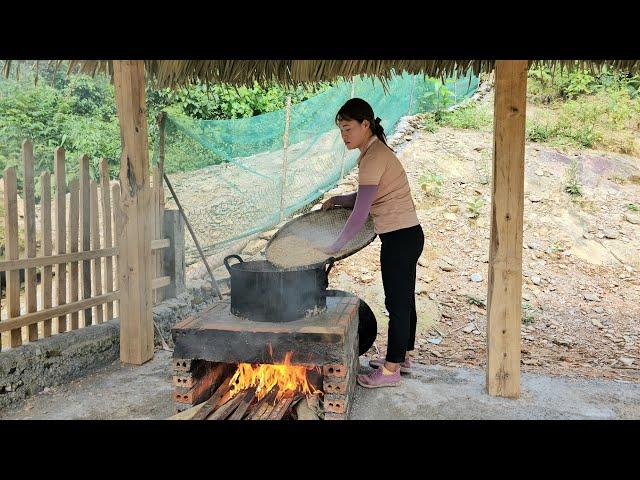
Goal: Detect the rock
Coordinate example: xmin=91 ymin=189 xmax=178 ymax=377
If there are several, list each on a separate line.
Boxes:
xmin=447 ymin=205 xmax=460 ymax=213
xmin=418 ymin=257 xmax=428 ymax=267
xmin=603 ymin=230 xmax=620 ymax=239
xmin=472 ymin=330 xmax=482 ymax=335
xmin=444 ymin=212 xmax=457 ymax=221
xmin=531 ymin=276 xmax=542 ymax=286
xmin=527 ymin=242 xmax=539 ymax=250
xmin=439 ymin=262 xmax=454 ymax=272
xmin=428 ymin=293 xmax=437 ymax=301
xmin=415 ymin=286 xmax=428 ymax=295
xmin=596 ymin=233 xmax=605 ymax=239
xmin=591 ymin=319 xmax=604 ymax=329
xmin=583 ymin=232 xmax=594 ymax=240
xmin=619 ymin=357 xmax=635 ymax=367
xmin=535 ymin=169 xmax=545 ymax=176
xmin=583 ymin=293 xmax=600 ymax=302
xmin=470 ymin=274 xmax=483 ymax=282
xmin=624 ymin=213 xmax=640 ymax=225
xmin=522 ymin=293 xmax=531 ymax=301
xmin=462 ymin=323 xmax=475 ymax=334
xmin=593 ymin=307 xmax=604 ymax=314
xmin=529 ymin=195 xmax=542 ymax=203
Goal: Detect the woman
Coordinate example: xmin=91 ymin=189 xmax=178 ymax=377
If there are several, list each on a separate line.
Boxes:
xmin=320 ymin=98 xmax=424 ymax=388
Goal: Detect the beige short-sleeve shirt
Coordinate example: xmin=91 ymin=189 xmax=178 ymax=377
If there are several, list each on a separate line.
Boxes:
xmin=358 ymin=137 xmax=420 ymax=234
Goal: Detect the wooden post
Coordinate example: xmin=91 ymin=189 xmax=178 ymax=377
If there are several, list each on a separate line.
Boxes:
xmin=23 ymin=140 xmax=38 ymax=341
xmin=40 ymin=172 xmax=53 ymax=337
xmin=79 ymin=155 xmax=92 ymax=326
xmin=55 ymin=147 xmax=67 ymax=333
xmin=486 ymin=60 xmax=528 ymax=398
xmin=163 ymin=209 xmax=185 ymax=298
xmin=90 ymin=180 xmax=103 ymax=323
xmin=113 ymin=60 xmax=154 ymax=365
xmin=279 ymin=96 xmax=291 ymax=222
xmin=68 ymin=179 xmax=80 ymax=330
xmin=100 ymin=159 xmax=114 ymax=321
xmin=4 ymin=167 xmax=21 ymax=348
xmin=111 ymin=182 xmax=121 ymax=318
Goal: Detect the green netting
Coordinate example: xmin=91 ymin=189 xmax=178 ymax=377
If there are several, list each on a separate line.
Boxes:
xmin=151 ymin=71 xmax=478 ymax=264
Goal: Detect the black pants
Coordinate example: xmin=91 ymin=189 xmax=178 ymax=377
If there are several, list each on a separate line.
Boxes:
xmin=379 ymin=224 xmax=424 ymax=363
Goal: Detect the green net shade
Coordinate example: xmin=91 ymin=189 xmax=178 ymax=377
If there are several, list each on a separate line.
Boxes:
xmin=152 ymin=71 xmax=479 ymax=264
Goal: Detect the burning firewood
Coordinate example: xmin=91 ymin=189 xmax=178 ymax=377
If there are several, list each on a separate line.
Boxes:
xmin=227 ymin=387 xmax=258 ymax=420
xmin=190 ymin=374 xmax=234 ymax=421
xmin=207 ymin=391 xmax=247 ymax=420
xmin=247 ymin=387 xmax=280 ymax=420
xmin=266 ymin=392 xmax=301 ymax=420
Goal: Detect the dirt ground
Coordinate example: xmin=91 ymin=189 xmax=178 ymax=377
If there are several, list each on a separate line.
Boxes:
xmin=321 ymin=123 xmax=640 ymax=384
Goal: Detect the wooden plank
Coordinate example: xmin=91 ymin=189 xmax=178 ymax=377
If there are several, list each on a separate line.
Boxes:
xmin=40 ymin=172 xmax=53 ymax=337
xmin=190 ymin=374 xmax=234 ymax=420
xmin=3 ymin=167 xmax=22 ymax=348
xmin=229 ymin=388 xmax=261 ymax=420
xmin=153 ymin=164 xmax=164 ymax=304
xmin=206 ymin=391 xmax=246 ymax=421
xmin=90 ymin=180 xmax=103 ymax=323
xmin=0 ymin=292 xmax=120 ymax=333
xmin=169 ymin=402 xmax=207 ymax=420
xmin=79 ymin=154 xmax=92 ymax=326
xmin=249 ymin=388 xmax=279 ymax=420
xmin=111 ymin=182 xmax=121 ymax=318
xmin=266 ymin=392 xmax=296 ymax=420
xmin=163 ymin=210 xmax=185 ymax=298
xmin=54 ymin=147 xmax=67 ymax=333
xmin=486 ymin=60 xmax=527 ymax=399
xmin=151 ymin=239 xmax=170 ymax=250
xmin=100 ymin=159 xmax=114 ymax=321
xmin=22 ymin=140 xmax=38 ymax=341
xmin=152 ymin=276 xmax=170 ymax=290
xmin=113 ymin=60 xmax=154 ymax=365
xmin=68 ymin=179 xmax=80 ymax=330
xmin=0 ymin=248 xmax=119 ymax=271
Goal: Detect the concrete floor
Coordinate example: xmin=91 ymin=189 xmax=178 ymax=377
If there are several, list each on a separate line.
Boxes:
xmin=1 ymin=350 xmax=639 ymax=420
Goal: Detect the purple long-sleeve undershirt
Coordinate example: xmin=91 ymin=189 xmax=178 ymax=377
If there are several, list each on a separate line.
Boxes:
xmin=327 ymin=185 xmax=378 ymax=253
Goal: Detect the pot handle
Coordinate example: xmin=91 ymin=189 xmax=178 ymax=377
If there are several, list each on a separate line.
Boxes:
xmin=324 ymin=256 xmax=336 ymax=276
xmin=224 ymin=254 xmax=244 ymax=273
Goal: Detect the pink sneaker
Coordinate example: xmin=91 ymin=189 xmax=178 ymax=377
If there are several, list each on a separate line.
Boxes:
xmin=357 ymin=366 xmax=401 ymax=389
xmin=369 ymin=357 xmax=412 ymax=374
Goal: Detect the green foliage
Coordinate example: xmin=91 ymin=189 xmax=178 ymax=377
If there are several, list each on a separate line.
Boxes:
xmin=521 ymin=303 xmax=536 ymax=325
xmin=466 ymin=195 xmax=484 ymax=218
xmin=465 ymin=294 xmax=486 ymax=308
xmin=627 ymin=203 xmax=638 ymax=212
xmin=564 ymin=158 xmax=582 ymax=197
xmin=439 ymin=104 xmax=492 ymax=130
xmin=419 ymin=172 xmax=444 ymax=196
xmin=0 ymin=70 xmax=332 ymax=185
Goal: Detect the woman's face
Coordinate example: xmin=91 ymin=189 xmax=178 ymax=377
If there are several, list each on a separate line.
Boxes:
xmin=338 ymin=118 xmax=370 ymax=150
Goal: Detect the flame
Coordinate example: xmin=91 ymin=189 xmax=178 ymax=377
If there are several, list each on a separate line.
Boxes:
xmin=228 ymin=351 xmax=320 ymax=402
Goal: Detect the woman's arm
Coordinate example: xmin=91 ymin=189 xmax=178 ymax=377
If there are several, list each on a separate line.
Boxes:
xmin=324 ymin=185 xmax=377 ymax=253
xmin=321 ymin=191 xmax=357 ymax=210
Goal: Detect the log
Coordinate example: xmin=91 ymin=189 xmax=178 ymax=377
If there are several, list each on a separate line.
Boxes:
xmin=206 ymin=390 xmax=246 ymax=421
xmin=190 ymin=374 xmax=234 ymax=421
xmin=248 ymin=387 xmax=280 ymax=420
xmin=267 ymin=392 xmax=297 ymax=420
xmin=227 ymin=387 xmax=257 ymax=421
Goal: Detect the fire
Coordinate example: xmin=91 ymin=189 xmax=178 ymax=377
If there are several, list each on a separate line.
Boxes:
xmin=228 ymin=351 xmax=320 ymax=402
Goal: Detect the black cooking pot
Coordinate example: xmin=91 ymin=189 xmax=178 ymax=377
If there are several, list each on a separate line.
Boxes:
xmin=224 ymin=254 xmax=335 ymax=322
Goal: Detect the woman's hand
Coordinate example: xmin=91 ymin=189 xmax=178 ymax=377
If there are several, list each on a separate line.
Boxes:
xmin=321 ymin=196 xmax=340 ymax=211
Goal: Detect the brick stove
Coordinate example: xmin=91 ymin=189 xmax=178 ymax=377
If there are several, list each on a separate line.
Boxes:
xmin=170 ymin=292 xmax=360 ymax=420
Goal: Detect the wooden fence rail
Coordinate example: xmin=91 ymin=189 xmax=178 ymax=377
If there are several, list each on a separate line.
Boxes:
xmin=0 ymin=141 xmax=170 ymax=351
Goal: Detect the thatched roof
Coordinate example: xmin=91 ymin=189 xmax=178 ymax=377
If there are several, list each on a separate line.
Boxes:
xmin=3 ymin=60 xmax=640 ymax=88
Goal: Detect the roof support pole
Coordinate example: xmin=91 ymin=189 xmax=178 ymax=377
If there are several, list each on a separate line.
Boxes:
xmin=113 ymin=60 xmax=154 ymax=365
xmin=486 ymin=60 xmax=528 ymax=398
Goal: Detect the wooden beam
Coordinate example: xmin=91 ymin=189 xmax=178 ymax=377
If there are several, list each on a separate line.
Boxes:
xmin=0 ymin=248 xmax=119 ymax=271
xmin=0 ymin=291 xmax=120 ymax=333
xmin=55 ymin=148 xmax=67 ymax=333
xmin=113 ymin=60 xmax=154 ymax=365
xmin=40 ymin=172 xmax=53 ymax=337
xmin=79 ymin=154 xmax=92 ymax=326
xmin=4 ymin=167 xmax=22 ymax=347
xmin=486 ymin=60 xmax=527 ymax=399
